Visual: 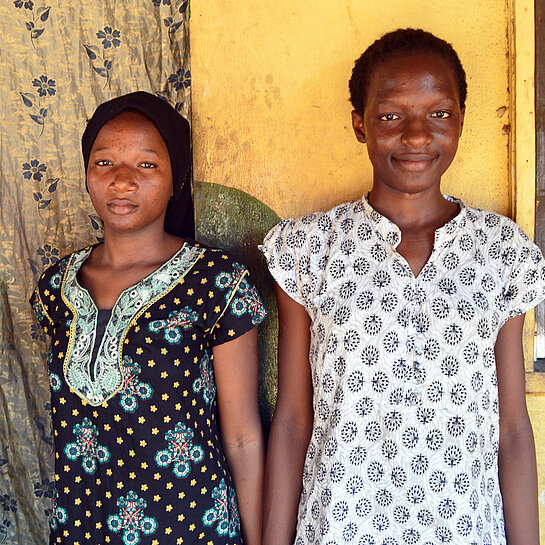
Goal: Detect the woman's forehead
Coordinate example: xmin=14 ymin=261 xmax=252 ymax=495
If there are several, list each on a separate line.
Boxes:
xmin=366 ymin=53 xmax=460 ymax=102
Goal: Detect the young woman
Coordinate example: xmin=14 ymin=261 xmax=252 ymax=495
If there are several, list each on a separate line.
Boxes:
xmin=31 ymin=91 xmax=266 ymax=545
xmin=261 ymin=29 xmax=545 ymax=545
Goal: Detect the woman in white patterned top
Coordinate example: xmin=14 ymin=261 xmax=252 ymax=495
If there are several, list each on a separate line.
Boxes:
xmin=261 ymin=29 xmax=545 ymax=545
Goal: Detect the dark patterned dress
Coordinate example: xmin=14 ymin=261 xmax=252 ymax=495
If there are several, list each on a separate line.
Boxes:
xmin=261 ymin=194 xmax=545 ymax=545
xmin=31 ymin=243 xmax=267 ymax=545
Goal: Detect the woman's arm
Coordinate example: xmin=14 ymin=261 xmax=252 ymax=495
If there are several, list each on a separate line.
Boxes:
xmin=213 ymin=326 xmax=265 ymax=545
xmin=262 ymin=284 xmax=314 ymax=545
xmin=495 ymin=314 xmax=539 ymax=545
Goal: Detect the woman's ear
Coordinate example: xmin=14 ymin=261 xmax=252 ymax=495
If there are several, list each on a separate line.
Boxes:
xmin=351 ymin=110 xmax=366 ymax=143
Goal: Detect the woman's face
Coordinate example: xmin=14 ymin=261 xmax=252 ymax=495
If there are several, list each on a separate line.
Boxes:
xmin=87 ymin=110 xmax=173 ymax=234
xmin=352 ymin=52 xmax=465 ymax=198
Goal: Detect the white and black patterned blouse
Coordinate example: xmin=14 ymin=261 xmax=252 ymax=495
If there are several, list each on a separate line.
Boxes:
xmin=261 ymin=195 xmax=545 ymax=545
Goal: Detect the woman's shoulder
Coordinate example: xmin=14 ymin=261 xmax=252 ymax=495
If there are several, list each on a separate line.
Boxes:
xmin=185 ymin=241 xmax=251 ymax=275
xmin=461 ymin=202 xmax=532 ymax=242
xmin=36 ymin=245 xmax=92 ymax=288
xmin=262 ymin=199 xmax=364 ymax=244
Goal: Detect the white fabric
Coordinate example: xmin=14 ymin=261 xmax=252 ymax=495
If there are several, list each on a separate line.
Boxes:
xmin=261 ymin=195 xmax=545 ymax=545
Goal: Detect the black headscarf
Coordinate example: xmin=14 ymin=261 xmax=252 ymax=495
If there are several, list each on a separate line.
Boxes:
xmin=81 ymin=91 xmax=194 ymax=239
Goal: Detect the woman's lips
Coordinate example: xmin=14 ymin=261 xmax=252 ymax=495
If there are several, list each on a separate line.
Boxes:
xmin=392 ymin=154 xmax=436 ymax=171
xmin=107 ymin=199 xmax=137 ymax=214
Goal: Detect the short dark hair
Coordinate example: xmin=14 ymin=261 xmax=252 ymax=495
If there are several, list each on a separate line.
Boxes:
xmin=349 ymin=28 xmax=467 ymax=114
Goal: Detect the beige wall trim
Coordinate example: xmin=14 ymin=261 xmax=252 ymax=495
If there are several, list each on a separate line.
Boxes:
xmin=509 ymin=0 xmax=538 ymax=372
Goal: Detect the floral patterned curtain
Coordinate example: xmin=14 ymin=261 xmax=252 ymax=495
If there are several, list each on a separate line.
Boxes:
xmin=0 ymin=1 xmax=190 ymax=542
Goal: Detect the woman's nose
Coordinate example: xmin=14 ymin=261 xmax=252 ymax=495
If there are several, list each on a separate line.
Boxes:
xmin=401 ymin=118 xmax=432 ymax=148
xmin=110 ymin=165 xmax=137 ymax=190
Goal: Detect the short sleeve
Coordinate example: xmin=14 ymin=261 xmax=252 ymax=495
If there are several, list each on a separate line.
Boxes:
xmin=496 ymin=220 xmax=545 ymax=321
xmin=208 ymin=255 xmax=268 ymax=346
xmin=259 ymin=218 xmax=316 ymax=307
xmin=30 ymin=285 xmax=52 ymax=334
xmin=29 ymin=257 xmax=68 ymax=336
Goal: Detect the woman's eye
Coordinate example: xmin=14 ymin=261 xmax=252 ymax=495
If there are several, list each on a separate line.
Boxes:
xmin=379 ymin=113 xmax=400 ymax=121
xmin=95 ymin=160 xmax=111 ymax=166
xmin=432 ymin=110 xmax=451 ymax=119
xmin=140 ymin=162 xmax=155 ymax=168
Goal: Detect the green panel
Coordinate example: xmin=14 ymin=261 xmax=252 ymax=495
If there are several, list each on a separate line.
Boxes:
xmin=194 ymin=181 xmax=281 ymax=431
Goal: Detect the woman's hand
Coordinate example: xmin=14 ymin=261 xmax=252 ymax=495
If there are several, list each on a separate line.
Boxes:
xmin=262 ymin=284 xmax=314 ymax=545
xmin=213 ymin=327 xmax=265 ymax=545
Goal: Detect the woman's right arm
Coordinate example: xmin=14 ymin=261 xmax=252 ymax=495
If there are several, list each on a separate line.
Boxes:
xmin=262 ymin=283 xmax=314 ymax=545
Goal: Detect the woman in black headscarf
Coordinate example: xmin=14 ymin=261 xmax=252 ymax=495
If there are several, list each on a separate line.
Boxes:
xmin=31 ymin=91 xmax=266 ymax=545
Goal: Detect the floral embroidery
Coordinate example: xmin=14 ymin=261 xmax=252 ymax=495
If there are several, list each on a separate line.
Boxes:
xmin=48 ymin=258 xmax=67 ymax=289
xmin=21 ymin=158 xmax=60 ymax=217
xmin=32 ymin=75 xmax=56 ymax=97
xmin=22 ymin=159 xmax=47 ymax=181
xmin=215 ymin=263 xmax=267 ymax=325
xmin=62 ymin=244 xmax=204 ymax=406
xmin=96 ymin=26 xmax=121 ymax=49
xmin=64 ymin=418 xmax=110 ymax=474
xmin=155 ymin=422 xmax=204 ymax=478
xmin=83 ymin=25 xmax=122 ymax=88
xmin=215 ymin=262 xmax=245 ymax=293
xmin=36 ymin=244 xmax=59 ymax=266
xmin=34 ymin=478 xmax=54 ymax=499
xmin=14 ymin=0 xmax=33 ymax=9
xmin=49 ymin=272 xmax=62 ymax=289
xmin=107 ymin=491 xmax=158 ymax=544
xmin=167 ymin=68 xmax=190 ymax=91
xmin=148 ymin=306 xmax=198 ymax=343
xmin=46 ymin=489 xmax=67 ymax=531
xmin=202 ymin=479 xmax=240 ymax=537
xmin=20 ymin=70 xmax=56 ymax=136
xmin=30 ymin=322 xmax=46 ymax=342
xmin=12 ymin=3 xmax=51 ymax=46
xmin=192 ymin=352 xmax=216 ymax=405
xmin=230 ymin=282 xmax=267 ymax=325
xmin=49 ymin=372 xmax=61 ymax=392
xmin=119 ymin=356 xmax=153 ymax=413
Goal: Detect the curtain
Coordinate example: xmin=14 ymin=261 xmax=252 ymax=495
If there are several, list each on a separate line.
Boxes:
xmin=0 ymin=1 xmax=190 ymax=542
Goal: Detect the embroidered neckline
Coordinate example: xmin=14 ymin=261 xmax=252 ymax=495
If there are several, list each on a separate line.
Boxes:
xmin=61 ymin=243 xmax=205 ymax=406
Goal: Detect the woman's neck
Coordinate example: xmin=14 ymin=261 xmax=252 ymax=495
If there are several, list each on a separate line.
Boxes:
xmin=97 ymin=227 xmax=184 ymax=270
xmin=368 ymin=186 xmax=459 ymax=233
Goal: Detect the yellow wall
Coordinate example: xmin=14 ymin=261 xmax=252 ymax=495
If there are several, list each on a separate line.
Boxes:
xmin=191 ymin=0 xmax=545 ymax=539
xmin=191 ymin=1 xmax=510 ymax=220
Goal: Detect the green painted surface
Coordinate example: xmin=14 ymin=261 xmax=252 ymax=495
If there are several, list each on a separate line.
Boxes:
xmin=194 ymin=181 xmax=281 ymax=432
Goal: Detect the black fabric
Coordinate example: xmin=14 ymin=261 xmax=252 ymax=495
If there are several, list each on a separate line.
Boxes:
xmin=31 ymin=244 xmax=268 ymax=544
xmin=81 ymin=91 xmax=194 ymax=239
xmin=90 ymin=309 xmax=112 ymax=380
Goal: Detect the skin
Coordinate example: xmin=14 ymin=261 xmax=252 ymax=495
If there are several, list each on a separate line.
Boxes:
xmin=263 ymin=52 xmax=538 ymax=544
xmin=80 ymin=110 xmax=264 ymax=544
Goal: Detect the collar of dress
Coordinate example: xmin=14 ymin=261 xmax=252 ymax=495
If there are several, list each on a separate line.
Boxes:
xmin=361 ymin=193 xmax=467 ymax=250
xmin=60 ymin=243 xmax=205 ymax=406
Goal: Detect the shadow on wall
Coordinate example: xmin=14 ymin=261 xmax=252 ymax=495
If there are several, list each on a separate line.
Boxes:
xmin=194 ymin=181 xmax=281 ymax=435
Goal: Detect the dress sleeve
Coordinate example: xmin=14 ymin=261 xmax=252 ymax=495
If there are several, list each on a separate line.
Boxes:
xmin=207 ymin=255 xmax=268 ymax=346
xmin=29 ymin=258 xmax=66 ymax=336
xmin=496 ymin=220 xmax=545 ymax=322
xmin=259 ymin=218 xmax=316 ymax=307
xmin=30 ymin=284 xmax=53 ymax=335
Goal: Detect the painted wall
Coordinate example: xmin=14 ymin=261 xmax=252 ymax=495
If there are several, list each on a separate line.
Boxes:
xmin=191 ymin=1 xmax=510 ymax=220
xmin=190 ymin=0 xmax=545 ymax=539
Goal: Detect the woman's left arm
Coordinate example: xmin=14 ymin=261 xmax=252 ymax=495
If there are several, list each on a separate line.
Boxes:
xmin=213 ymin=326 xmax=265 ymax=545
xmin=495 ymin=314 xmax=539 ymax=545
